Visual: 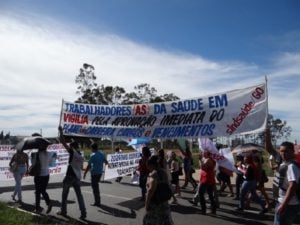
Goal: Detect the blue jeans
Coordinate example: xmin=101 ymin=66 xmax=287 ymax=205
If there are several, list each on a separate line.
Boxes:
xmin=274 ymin=203 xmax=300 ymax=225
xmin=13 ymin=165 xmax=26 ymax=201
xmin=91 ymin=174 xmax=102 ymax=205
xmin=239 ymin=180 xmax=264 ymax=209
xmin=61 ymin=176 xmax=86 ymax=216
xmin=139 ymin=174 xmax=148 ymax=198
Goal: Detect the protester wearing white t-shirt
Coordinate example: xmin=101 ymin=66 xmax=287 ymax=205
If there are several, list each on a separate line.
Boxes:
xmin=274 ymin=142 xmax=300 ymax=225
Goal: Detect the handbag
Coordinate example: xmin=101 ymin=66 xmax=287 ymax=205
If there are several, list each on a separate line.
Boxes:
xmin=28 ymin=152 xmax=41 ymax=176
xmin=261 ymin=169 xmax=269 ymax=183
xmin=178 ymin=166 xmax=183 ymax=176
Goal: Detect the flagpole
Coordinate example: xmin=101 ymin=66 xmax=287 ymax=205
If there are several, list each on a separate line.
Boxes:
xmin=265 ymin=75 xmax=269 ymax=129
xmin=59 ymin=99 xmax=64 ymax=134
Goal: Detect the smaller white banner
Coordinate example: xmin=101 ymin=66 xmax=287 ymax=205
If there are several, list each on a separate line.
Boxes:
xmin=198 ymin=138 xmax=235 ymax=175
xmin=0 ymin=144 xmax=69 ymax=181
xmin=104 ymin=152 xmax=141 ymax=180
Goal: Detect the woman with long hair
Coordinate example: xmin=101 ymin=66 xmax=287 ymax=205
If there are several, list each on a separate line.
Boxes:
xmin=143 ymin=155 xmax=174 ymax=225
xmin=9 ymin=149 xmax=29 ymax=204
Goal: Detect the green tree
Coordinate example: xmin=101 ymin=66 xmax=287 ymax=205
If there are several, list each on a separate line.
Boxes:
xmin=75 ymin=65 xmax=179 ymax=105
xmin=94 ymin=85 xmax=127 ymax=105
xmin=267 ymin=114 xmax=292 ymax=147
xmin=75 ymin=63 xmax=97 ymax=103
xmin=123 ymin=83 xmax=179 ymax=104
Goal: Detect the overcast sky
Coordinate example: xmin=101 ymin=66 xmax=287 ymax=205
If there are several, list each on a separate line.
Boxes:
xmin=0 ymin=0 xmax=299 ymax=142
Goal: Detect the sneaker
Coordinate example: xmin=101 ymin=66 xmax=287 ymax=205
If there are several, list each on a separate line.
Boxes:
xmin=35 ymin=207 xmax=43 ymax=213
xmin=236 ymin=207 xmax=243 ymax=212
xmin=79 ymin=214 xmax=86 ymax=220
xmin=11 ymin=195 xmax=16 ymax=201
xmin=57 ymin=211 xmax=67 ymax=217
xmin=170 ymin=200 xmax=178 ymax=205
xmin=46 ymin=204 xmax=52 ymax=214
xmin=259 ymin=208 xmax=268 ymax=215
xmin=17 ymin=200 xmax=23 ymax=205
xmin=91 ymin=203 xmax=101 ymax=207
xmin=174 ymin=193 xmax=181 ymax=197
xmin=188 ymin=200 xmax=197 ymax=206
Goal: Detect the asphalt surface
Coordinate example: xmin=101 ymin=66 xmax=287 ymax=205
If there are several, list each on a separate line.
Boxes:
xmin=0 ymin=174 xmax=299 ymax=225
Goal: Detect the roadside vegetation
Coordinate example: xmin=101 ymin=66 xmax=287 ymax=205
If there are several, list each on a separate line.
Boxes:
xmin=0 ymin=202 xmax=60 ymax=225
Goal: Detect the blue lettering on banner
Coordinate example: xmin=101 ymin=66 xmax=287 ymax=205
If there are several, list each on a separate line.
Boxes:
xmin=63 ymin=124 xmax=115 ymax=136
xmin=208 ymin=94 xmax=228 ymax=108
xmin=85 ymin=127 xmax=115 ymax=136
xmin=116 ymin=128 xmax=145 ymax=137
xmin=171 ymin=99 xmax=203 ymax=113
xmin=151 ymin=124 xmax=215 ymax=138
xmin=154 ymin=103 xmax=167 ymax=115
xmin=65 ymin=103 xmax=131 ymax=116
xmin=63 ymin=124 xmax=82 ymax=134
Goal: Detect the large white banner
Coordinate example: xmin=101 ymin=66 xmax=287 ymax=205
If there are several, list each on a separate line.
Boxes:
xmin=104 ymin=152 xmax=141 ymax=180
xmin=0 ymin=144 xmax=69 ymax=181
xmin=60 ymin=83 xmax=267 ymax=138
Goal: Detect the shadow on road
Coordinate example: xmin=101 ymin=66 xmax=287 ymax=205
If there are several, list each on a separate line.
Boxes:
xmin=170 ymin=204 xmax=200 ymax=214
xmin=117 ymin=197 xmax=145 ymax=210
xmin=97 ymin=204 xmax=136 ymax=219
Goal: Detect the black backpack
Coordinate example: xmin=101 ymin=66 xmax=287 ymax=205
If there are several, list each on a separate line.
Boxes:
xmin=151 ymin=170 xmax=172 ymax=205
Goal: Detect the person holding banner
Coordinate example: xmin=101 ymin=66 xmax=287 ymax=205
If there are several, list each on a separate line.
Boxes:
xmin=9 ymin=149 xmax=29 ymax=204
xmin=57 ymin=126 xmax=87 ymax=220
xmin=83 ymin=143 xmax=108 ymax=207
xmin=198 ymin=149 xmax=217 ymax=215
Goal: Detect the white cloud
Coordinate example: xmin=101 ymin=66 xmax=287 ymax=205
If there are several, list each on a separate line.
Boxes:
xmin=0 ymin=14 xmax=299 ymax=142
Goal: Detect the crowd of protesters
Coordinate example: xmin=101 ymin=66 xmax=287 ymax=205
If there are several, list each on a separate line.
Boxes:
xmin=7 ymin=128 xmax=300 ymax=225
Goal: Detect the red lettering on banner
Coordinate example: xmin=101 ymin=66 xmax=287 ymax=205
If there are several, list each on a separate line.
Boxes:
xmin=210 ymin=153 xmax=225 ymax=161
xmin=49 ymin=167 xmax=61 ymax=174
xmin=133 ymin=105 xmax=149 ymax=115
xmin=63 ymin=113 xmax=88 ymax=124
xmin=226 ymin=86 xmax=265 ymax=135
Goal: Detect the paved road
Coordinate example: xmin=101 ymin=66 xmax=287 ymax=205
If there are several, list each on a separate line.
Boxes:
xmin=0 ymin=175 xmax=299 ymax=225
